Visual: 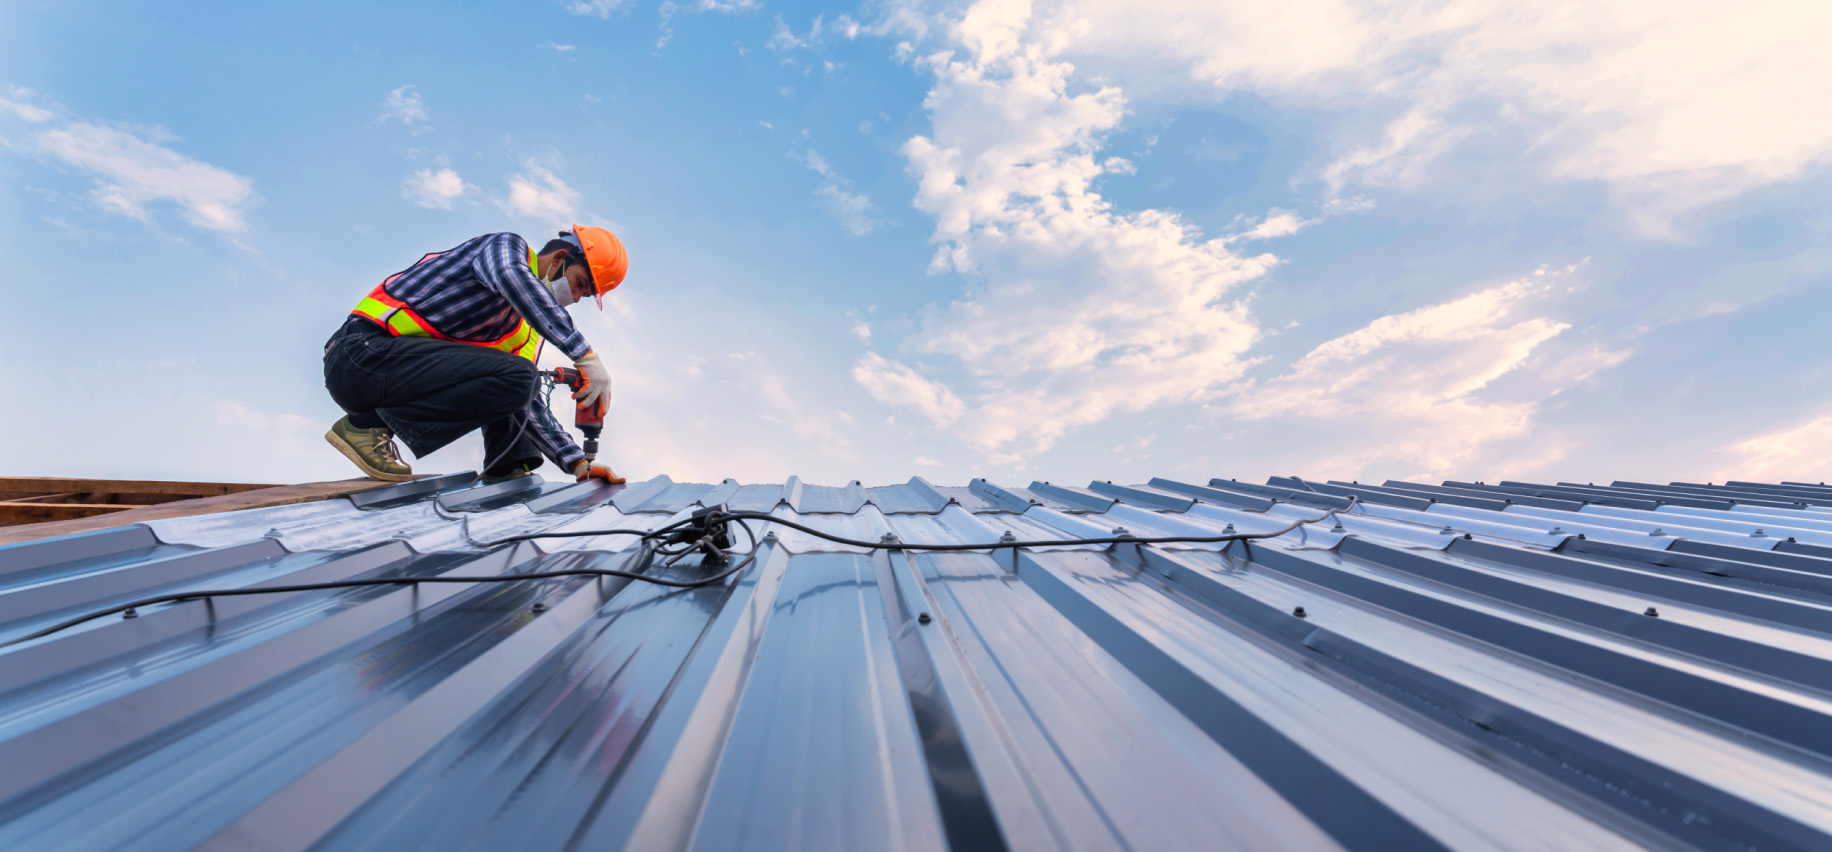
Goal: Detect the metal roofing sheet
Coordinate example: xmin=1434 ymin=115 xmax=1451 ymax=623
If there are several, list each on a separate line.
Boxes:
xmin=3 ymin=474 xmax=1832 ymax=850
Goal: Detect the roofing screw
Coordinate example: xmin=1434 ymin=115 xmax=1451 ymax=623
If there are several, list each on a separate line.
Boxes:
xmin=762 ymin=530 xmax=779 ymax=544
xmin=1788 ymin=537 xmax=1798 ymax=543
xmin=1648 ymin=528 xmax=1666 ymax=537
xmin=1440 ymin=526 xmax=1456 ymax=535
xmin=1644 ymin=607 xmax=1659 ymax=618
xmin=1223 ymin=523 xmax=1238 ymax=534
xmin=1292 ymin=606 xmax=1307 ymax=618
xmin=1330 ymin=521 xmax=1345 ymax=533
xmin=1111 ymin=527 xmax=1131 ymax=537
xmin=999 ymin=530 xmax=1017 ymax=543
xmin=122 ymin=608 xmax=138 ymax=620
xmin=531 ymin=602 xmax=548 ymax=614
xmin=917 ymin=612 xmax=933 ymax=625
xmin=1751 ymin=529 xmax=1768 ymax=538
xmin=1463 ymin=533 xmax=1473 ymax=540
xmin=1548 ymin=526 xmax=1566 ymax=535
xmin=880 ymin=532 xmax=900 ymax=546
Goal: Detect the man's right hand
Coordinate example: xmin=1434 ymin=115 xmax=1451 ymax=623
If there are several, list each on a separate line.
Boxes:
xmin=574 ymin=350 xmax=612 ymax=412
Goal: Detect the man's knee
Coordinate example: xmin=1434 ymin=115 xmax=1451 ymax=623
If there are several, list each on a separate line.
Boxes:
xmin=478 ymin=354 xmax=538 ymax=410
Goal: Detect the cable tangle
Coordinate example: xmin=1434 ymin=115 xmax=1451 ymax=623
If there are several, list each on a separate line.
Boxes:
xmin=4 ymin=497 xmax=1355 ymax=647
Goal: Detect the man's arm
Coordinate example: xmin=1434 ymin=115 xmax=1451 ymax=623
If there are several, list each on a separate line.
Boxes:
xmin=473 ymin=232 xmax=592 ymax=360
xmin=525 ymin=395 xmax=587 ymax=473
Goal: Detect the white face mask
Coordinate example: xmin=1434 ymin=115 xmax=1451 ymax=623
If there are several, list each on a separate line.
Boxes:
xmin=549 ymin=269 xmax=578 ymax=307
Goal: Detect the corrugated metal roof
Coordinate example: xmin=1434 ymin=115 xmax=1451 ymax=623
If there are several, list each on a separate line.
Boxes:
xmin=3 ymin=473 xmax=1832 ymax=850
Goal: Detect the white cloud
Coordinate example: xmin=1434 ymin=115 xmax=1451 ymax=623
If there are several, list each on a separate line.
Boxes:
xmin=497 ymin=161 xmax=581 ymax=225
xmin=657 ymin=0 xmax=761 ymax=48
xmin=1717 ymin=414 xmax=1832 ymax=483
xmin=545 ymin=43 xmax=577 ymax=53
xmin=770 ymin=12 xmax=863 ymax=52
xmin=1224 ymin=278 xmax=1572 ymax=477
xmin=799 ymin=149 xmax=881 ymax=235
xmin=566 ymin=0 xmax=630 ymax=17
xmin=0 ymin=89 xmax=256 ymax=234
xmin=852 ymin=353 xmax=966 ymax=426
xmin=212 ymin=400 xmax=329 ymax=467
xmin=1226 ymin=209 xmax=1312 ymax=243
xmin=851 ymin=320 xmax=872 ymax=340
xmin=379 ymin=85 xmax=427 ymax=125
xmin=913 ymin=456 xmax=942 ymax=467
xmin=1022 ymin=0 xmax=1832 ymax=230
xmin=873 ymin=3 xmax=1274 ymax=457
xmin=0 ymin=86 xmax=55 ymax=123
xmin=403 ymin=167 xmax=472 ymax=210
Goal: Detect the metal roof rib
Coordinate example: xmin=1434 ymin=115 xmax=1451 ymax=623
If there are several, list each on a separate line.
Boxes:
xmin=2 ymin=474 xmax=1832 ymax=850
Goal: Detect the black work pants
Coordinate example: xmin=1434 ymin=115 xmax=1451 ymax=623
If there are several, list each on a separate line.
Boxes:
xmin=323 ymin=319 xmax=542 ymax=475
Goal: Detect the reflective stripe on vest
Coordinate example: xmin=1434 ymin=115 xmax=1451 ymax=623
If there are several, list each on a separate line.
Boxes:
xmin=348 ymin=248 xmax=545 ymax=362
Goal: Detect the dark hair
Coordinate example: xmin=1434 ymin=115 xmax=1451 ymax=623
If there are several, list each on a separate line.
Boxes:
xmin=538 ymin=232 xmax=594 ymax=285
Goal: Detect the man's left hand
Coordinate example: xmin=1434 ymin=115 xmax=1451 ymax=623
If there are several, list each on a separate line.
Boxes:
xmin=573 ymin=461 xmax=625 ymax=484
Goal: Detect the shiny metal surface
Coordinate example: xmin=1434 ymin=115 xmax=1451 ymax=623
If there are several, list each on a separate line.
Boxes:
xmin=3 ymin=474 xmax=1832 ymax=851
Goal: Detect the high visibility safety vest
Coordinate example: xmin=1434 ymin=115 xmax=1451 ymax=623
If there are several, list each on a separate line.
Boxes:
xmin=350 ymin=248 xmax=545 ymax=362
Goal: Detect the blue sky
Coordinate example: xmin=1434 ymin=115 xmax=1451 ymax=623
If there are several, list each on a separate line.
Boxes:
xmin=2 ymin=0 xmax=1830 ymax=488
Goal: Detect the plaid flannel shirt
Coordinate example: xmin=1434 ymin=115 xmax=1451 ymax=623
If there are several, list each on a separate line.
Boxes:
xmin=379 ymin=232 xmax=592 ymax=471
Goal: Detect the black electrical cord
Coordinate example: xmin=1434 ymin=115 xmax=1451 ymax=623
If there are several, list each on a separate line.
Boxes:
xmin=481 ymin=498 xmax=1357 ymax=552
xmin=4 ymin=497 xmax=1353 ymax=649
xmin=3 ymin=516 xmax=759 ymax=648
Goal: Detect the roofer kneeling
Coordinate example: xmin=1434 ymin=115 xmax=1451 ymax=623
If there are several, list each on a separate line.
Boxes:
xmin=323 ymin=226 xmax=628 ymax=485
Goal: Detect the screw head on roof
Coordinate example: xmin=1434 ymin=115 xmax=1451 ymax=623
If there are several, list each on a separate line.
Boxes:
xmin=1789 ymin=537 xmax=1798 ymax=543
xmin=531 ymin=602 xmax=548 ymax=614
xmin=1751 ymin=529 xmax=1767 ymax=538
xmin=917 ymin=612 xmax=933 ymax=625
xmin=1548 ymin=526 xmax=1566 ymax=535
xmin=1644 ymin=607 xmax=1659 ymax=617
xmin=999 ymin=530 xmax=1017 ymax=542
xmin=1649 ymin=528 xmax=1666 ymax=536
xmin=762 ymin=530 xmax=779 ymax=543
xmin=1111 ymin=527 xmax=1131 ymax=537
xmin=122 ymin=608 xmax=137 ymax=620
xmin=1330 ymin=521 xmax=1345 ymax=533
xmin=1463 ymin=533 xmax=1474 ymax=540
xmin=880 ymin=532 xmax=900 ymax=544
xmin=1224 ymin=523 xmax=1238 ymax=534
xmin=1440 ymin=526 xmax=1456 ymax=535
xmin=1292 ymin=606 xmax=1307 ymax=618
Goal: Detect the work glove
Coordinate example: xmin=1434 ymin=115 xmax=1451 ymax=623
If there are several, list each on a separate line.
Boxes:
xmin=574 ymin=350 xmax=611 ymax=413
xmin=573 ymin=460 xmax=626 ymax=484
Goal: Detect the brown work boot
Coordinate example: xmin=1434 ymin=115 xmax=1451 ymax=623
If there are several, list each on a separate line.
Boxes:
xmin=325 ymin=415 xmax=414 ymax=482
xmin=481 ymin=460 xmax=537 ymax=485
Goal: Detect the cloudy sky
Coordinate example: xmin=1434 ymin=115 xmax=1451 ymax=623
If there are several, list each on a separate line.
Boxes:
xmin=2 ymin=0 xmax=1830 ymax=488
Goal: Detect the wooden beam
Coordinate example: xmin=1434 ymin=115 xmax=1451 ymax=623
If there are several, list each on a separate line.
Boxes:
xmin=0 ymin=477 xmax=279 ymax=499
xmin=0 ymin=477 xmax=415 ymax=545
xmin=0 ymin=502 xmax=136 ymax=523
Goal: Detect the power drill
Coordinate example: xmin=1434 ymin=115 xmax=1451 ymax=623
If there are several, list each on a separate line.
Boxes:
xmin=541 ymin=367 xmax=604 ymax=463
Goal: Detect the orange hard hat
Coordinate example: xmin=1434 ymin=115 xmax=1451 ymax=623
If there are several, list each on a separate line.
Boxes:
xmin=572 ymin=224 xmax=627 ymax=307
